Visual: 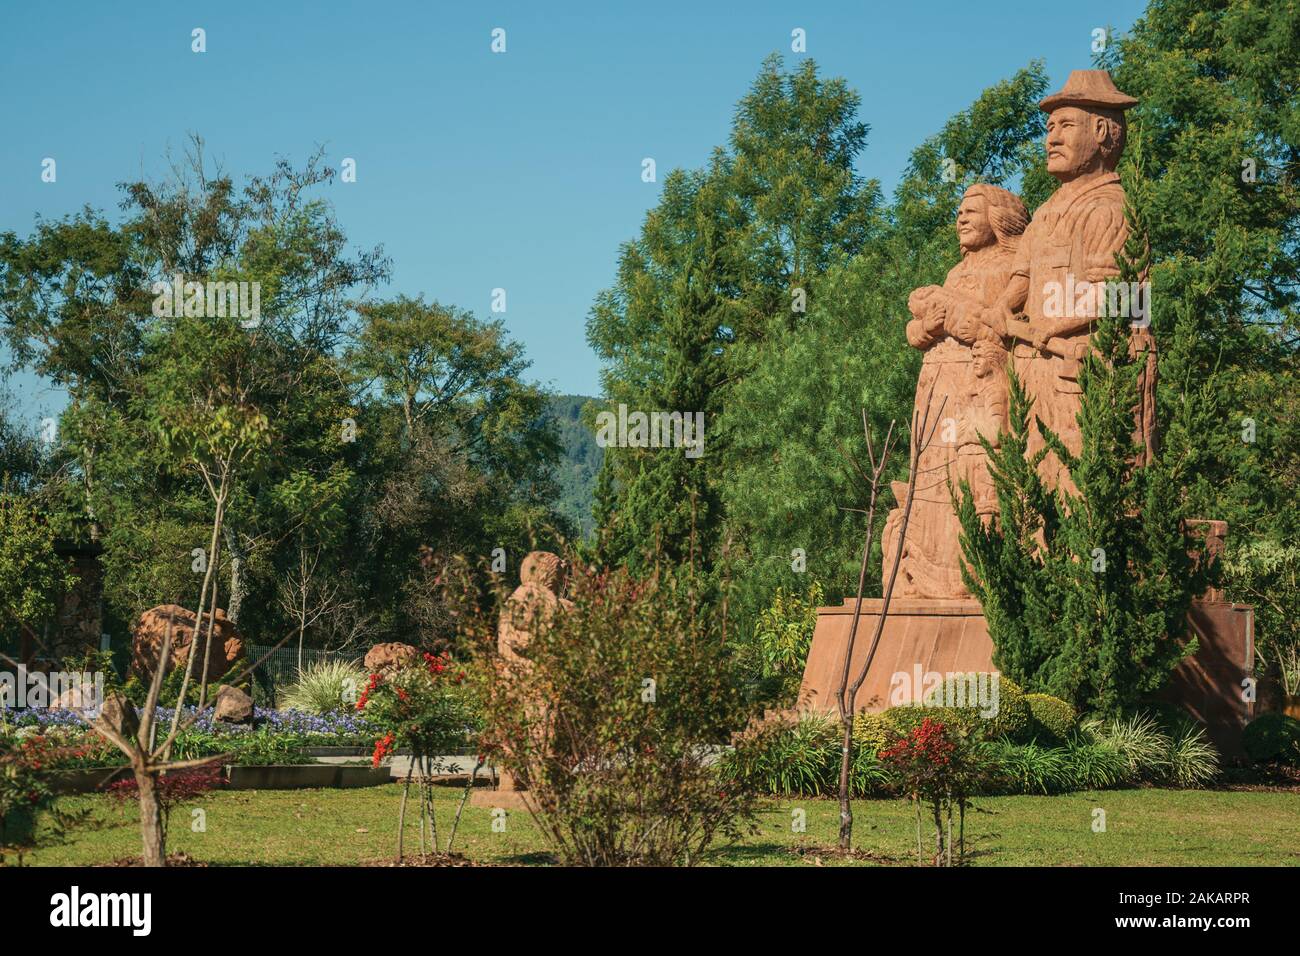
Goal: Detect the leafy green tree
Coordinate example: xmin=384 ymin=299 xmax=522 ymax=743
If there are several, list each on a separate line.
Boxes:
xmin=720 ymin=63 xmax=1050 ymax=633
xmin=0 ymin=141 xmax=387 ymax=638
xmin=1106 ymin=0 xmax=1299 ymax=565
xmin=348 ymin=295 xmax=563 ymax=649
xmin=0 ymin=141 xmax=563 ymax=660
xmin=0 ymin=389 xmax=43 ymax=494
xmin=588 ymin=55 xmax=881 ymax=579
xmin=546 ymin=395 xmax=603 ymax=539
xmin=137 ymin=312 xmax=271 ymax=721
xmin=742 ymin=581 xmax=824 ymax=705
xmin=0 ymin=493 xmax=73 ymax=657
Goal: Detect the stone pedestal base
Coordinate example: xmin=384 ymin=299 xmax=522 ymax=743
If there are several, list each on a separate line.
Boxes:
xmin=468 ymin=788 xmax=537 ymax=812
xmin=796 ymin=597 xmax=1255 ymax=756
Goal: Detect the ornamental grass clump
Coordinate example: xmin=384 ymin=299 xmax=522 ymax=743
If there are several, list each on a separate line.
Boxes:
xmin=719 ymin=712 xmax=890 ymax=798
xmin=280 ymin=659 xmax=367 ymax=714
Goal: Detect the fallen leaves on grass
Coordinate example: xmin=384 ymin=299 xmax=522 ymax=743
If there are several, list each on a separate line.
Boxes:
xmin=102 ymin=852 xmax=208 ymax=867
xmin=788 ymin=844 xmax=901 ymax=866
xmin=363 ymin=853 xmax=490 ymax=867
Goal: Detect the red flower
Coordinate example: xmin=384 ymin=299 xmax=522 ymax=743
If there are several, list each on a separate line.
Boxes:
xmin=372 ymin=732 xmax=396 ymax=768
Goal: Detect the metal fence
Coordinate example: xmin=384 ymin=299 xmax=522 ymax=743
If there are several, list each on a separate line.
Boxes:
xmin=249 ymin=644 xmax=362 ymax=708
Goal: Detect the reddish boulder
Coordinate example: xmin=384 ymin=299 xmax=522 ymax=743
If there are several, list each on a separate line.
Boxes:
xmin=213 ymin=684 xmax=254 ymax=724
xmin=130 ymin=605 xmax=246 ymax=685
xmin=364 ymin=642 xmax=418 ymax=676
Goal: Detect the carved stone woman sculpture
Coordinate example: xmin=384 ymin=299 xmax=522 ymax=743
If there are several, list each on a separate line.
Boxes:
xmin=882 ymin=184 xmax=1027 ymax=599
xmin=495 ymin=550 xmax=570 ymax=794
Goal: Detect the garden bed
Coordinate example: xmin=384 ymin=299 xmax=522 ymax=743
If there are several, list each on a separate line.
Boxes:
xmin=49 ymin=763 xmax=392 ymax=793
xmin=224 ymin=764 xmax=392 ymax=790
xmin=51 ymin=766 xmax=132 ymax=795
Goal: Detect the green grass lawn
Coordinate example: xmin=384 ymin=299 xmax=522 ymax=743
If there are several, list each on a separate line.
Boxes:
xmin=20 ymin=784 xmax=1300 ymax=867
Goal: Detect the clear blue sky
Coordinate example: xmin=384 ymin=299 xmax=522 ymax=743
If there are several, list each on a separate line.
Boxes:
xmin=0 ymin=0 xmax=1145 ymax=420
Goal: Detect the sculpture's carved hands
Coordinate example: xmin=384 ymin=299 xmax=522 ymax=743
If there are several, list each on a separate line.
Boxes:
xmin=923 ymin=299 xmax=948 ymax=335
xmin=979 ymin=306 xmax=1010 ymax=339
xmin=1031 ymin=318 xmax=1066 ymax=352
xmin=945 ymin=303 xmax=982 ymax=344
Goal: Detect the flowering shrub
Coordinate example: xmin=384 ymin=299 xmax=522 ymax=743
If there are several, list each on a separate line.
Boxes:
xmin=0 ymin=727 xmax=118 ymax=771
xmin=880 ymin=717 xmax=997 ymax=865
xmin=355 ymin=653 xmax=480 ymax=860
xmin=4 ymin=706 xmax=381 ymax=775
xmin=457 ymin=557 xmax=761 ymax=867
xmin=10 ymin=705 xmax=378 ymax=740
xmin=356 ymin=653 xmax=476 ymax=764
xmin=0 ymin=733 xmax=87 ymax=866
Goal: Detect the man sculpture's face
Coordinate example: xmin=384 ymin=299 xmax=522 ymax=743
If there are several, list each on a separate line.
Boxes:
xmin=1045 ymin=106 xmax=1107 ymax=179
xmin=956 ymin=195 xmax=995 ymax=253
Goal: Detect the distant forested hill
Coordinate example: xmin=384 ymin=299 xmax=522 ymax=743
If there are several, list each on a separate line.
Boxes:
xmin=547 ymin=394 xmax=602 ymax=538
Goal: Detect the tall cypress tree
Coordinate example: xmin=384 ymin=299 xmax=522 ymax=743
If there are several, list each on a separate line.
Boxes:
xmin=958 ymin=168 xmax=1213 ymax=715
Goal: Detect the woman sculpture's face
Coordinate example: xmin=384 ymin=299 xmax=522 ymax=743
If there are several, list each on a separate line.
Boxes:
xmin=956 ymin=195 xmax=996 ymax=253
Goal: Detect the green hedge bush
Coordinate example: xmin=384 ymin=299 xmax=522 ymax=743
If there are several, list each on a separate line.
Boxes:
xmin=852 ymin=711 xmax=893 ymax=759
xmin=908 ymin=673 xmax=1031 ymax=742
xmin=1025 ymin=693 xmax=1077 ymax=744
xmin=1241 ymin=713 xmax=1300 ymax=766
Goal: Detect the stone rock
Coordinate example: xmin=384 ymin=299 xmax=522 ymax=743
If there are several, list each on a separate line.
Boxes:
xmin=129 ymin=605 xmax=246 ymax=685
xmin=363 ymin=642 xmax=418 ymax=676
xmin=93 ymin=693 xmax=139 ymax=744
xmin=213 ymin=684 xmax=254 ymax=724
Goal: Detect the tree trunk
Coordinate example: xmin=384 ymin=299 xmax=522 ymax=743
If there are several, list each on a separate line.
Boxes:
xmin=945 ymin=799 xmax=953 ymax=867
xmin=932 ymin=800 xmax=944 ymax=867
xmin=135 ymin=766 xmax=165 ymax=867
xmin=959 ymin=799 xmax=966 ymax=863
xmin=223 ymin=525 xmax=247 ymax=627
xmin=837 ymin=719 xmax=854 ymax=849
xmin=914 ymin=796 xmax=922 ymax=863
xmin=397 ymin=760 xmax=414 ymax=861
xmin=423 ymin=754 xmax=439 ymax=853
xmin=446 ymin=757 xmax=483 ymax=854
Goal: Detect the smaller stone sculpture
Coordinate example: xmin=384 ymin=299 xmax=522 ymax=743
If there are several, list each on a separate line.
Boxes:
xmin=494 ymin=550 xmax=570 ymax=795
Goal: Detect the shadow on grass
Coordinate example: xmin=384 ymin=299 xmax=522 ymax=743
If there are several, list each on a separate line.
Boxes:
xmin=704 ymin=841 xmax=786 ymax=863
xmin=499 ymin=850 xmax=558 ymax=866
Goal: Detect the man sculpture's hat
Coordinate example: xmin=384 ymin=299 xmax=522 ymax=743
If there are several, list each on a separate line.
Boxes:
xmin=1039 ymin=69 xmax=1138 ymax=112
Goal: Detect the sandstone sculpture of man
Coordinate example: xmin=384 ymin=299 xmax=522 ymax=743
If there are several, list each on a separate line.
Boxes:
xmin=882 ymin=184 xmax=1026 ymax=598
xmin=948 ymin=69 xmax=1153 ymax=496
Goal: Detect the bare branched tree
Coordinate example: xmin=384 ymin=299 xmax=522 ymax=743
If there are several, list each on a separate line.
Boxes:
xmin=0 ymin=622 xmax=298 ymax=866
xmin=834 ymin=385 xmax=944 ymax=850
